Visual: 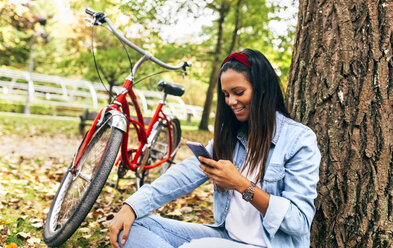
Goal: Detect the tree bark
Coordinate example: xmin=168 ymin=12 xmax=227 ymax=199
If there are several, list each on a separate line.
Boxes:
xmin=286 ymin=0 xmax=393 ymax=247
xmin=199 ymin=1 xmax=230 ymax=130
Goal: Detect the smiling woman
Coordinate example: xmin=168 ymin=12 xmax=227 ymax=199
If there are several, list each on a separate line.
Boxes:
xmin=109 ymin=49 xmax=321 ymax=248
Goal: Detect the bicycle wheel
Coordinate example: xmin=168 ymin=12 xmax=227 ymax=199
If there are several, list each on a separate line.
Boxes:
xmin=139 ymin=118 xmax=181 ymax=186
xmin=43 ymin=115 xmax=124 ymax=247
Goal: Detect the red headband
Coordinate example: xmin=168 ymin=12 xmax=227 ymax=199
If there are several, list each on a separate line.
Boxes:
xmin=221 ymin=52 xmax=251 ymax=68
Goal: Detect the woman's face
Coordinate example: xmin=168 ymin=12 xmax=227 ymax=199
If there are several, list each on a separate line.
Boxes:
xmin=220 ymin=69 xmax=253 ymax=122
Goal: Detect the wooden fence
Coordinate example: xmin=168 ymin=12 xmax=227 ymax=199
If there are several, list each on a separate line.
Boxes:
xmin=0 ymin=68 xmax=204 ymax=121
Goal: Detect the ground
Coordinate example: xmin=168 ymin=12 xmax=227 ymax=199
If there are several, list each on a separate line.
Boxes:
xmin=0 ymin=114 xmax=214 ymax=248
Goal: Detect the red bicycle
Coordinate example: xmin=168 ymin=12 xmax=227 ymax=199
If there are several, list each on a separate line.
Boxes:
xmin=43 ymin=9 xmax=191 ymax=247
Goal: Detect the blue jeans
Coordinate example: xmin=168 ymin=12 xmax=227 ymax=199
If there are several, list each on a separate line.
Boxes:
xmin=118 ymin=214 xmax=262 ymax=248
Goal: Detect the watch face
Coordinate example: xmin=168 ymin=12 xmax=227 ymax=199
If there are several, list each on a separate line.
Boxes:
xmin=242 ymin=191 xmax=252 ymax=201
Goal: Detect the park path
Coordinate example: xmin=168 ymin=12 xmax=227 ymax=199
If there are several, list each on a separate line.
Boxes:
xmin=0 ymin=134 xmax=80 ymax=160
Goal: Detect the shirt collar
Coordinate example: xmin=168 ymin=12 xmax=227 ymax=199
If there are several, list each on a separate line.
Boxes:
xmin=236 ymin=111 xmax=285 ymax=146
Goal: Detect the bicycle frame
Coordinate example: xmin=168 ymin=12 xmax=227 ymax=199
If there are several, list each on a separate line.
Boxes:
xmin=72 ymin=9 xmax=190 ymax=174
xmin=73 ymin=76 xmax=174 ymax=174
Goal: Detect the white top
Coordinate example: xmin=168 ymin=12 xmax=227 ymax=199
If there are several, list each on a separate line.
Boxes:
xmin=225 ymin=165 xmax=266 ymax=247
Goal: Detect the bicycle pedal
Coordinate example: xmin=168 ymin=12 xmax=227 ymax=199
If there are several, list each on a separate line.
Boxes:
xmin=150 ymin=154 xmax=163 ymax=160
xmin=151 ymin=147 xmax=166 ymax=154
xmin=153 ymin=141 xmax=168 ymax=147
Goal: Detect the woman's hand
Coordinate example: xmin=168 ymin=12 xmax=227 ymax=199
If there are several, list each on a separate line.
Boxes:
xmin=198 ymin=156 xmax=249 ymax=192
xmin=109 ymin=204 xmax=136 ymax=248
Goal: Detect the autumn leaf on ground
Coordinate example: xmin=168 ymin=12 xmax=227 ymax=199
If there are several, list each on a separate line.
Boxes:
xmin=5 ymin=243 xmax=18 ymax=248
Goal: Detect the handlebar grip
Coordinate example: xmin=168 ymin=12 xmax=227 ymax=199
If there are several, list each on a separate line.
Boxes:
xmin=85 ymin=8 xmax=96 ymax=16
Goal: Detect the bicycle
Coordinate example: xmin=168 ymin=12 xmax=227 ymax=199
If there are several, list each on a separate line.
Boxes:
xmin=43 ymin=8 xmax=191 ymax=247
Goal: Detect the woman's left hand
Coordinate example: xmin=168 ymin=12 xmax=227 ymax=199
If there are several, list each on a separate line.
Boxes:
xmin=198 ymin=156 xmax=249 ymax=192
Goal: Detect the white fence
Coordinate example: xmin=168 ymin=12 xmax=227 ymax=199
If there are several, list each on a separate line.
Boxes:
xmin=0 ymin=68 xmax=204 ymax=121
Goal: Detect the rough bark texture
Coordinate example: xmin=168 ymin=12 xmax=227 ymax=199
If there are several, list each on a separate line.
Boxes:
xmin=286 ymin=0 xmax=393 ymax=247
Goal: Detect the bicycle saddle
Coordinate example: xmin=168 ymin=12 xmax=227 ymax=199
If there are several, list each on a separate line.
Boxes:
xmin=157 ymin=80 xmax=185 ymax=96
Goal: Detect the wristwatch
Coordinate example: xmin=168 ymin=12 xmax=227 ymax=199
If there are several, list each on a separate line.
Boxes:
xmin=242 ymin=181 xmax=256 ymax=202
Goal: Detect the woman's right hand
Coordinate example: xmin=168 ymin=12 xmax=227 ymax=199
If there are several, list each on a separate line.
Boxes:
xmin=109 ymin=204 xmax=136 ymax=248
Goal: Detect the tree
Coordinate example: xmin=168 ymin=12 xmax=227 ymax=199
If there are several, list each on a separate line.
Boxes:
xmin=198 ymin=0 xmax=231 ymax=130
xmin=0 ymin=0 xmax=51 ymax=69
xmin=285 ymin=0 xmax=393 ymax=247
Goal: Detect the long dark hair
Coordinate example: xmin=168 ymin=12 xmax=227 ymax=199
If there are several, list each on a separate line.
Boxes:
xmin=213 ymin=49 xmax=289 ymax=182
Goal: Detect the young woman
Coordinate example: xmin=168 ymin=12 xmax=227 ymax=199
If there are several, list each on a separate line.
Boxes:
xmin=109 ymin=49 xmax=321 ymax=248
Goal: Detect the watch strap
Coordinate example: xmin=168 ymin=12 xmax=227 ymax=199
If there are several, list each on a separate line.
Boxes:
xmin=242 ymin=181 xmax=256 ymax=202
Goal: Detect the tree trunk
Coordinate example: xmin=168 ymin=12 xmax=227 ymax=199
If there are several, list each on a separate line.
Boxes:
xmin=286 ymin=0 xmax=393 ymax=247
xmin=227 ymin=0 xmax=242 ymax=54
xmin=199 ymin=1 xmax=230 ymax=130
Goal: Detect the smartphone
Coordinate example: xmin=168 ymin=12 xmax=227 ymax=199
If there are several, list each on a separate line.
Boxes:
xmin=186 ymin=141 xmax=213 ymax=167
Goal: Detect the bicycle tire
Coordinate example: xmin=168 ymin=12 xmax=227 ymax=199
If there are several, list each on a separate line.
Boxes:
xmin=43 ymin=116 xmax=124 ymax=247
xmin=139 ymin=118 xmax=181 ymax=186
xmin=160 ymin=118 xmax=181 ymax=174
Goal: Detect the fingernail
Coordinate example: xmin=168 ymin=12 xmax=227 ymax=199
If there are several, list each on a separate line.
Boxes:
xmin=121 ymin=239 xmax=126 ymax=244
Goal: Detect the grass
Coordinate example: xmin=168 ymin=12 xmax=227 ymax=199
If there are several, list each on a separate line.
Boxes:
xmin=0 ymin=112 xmax=80 ymax=138
xmin=0 ymin=112 xmax=214 ymax=247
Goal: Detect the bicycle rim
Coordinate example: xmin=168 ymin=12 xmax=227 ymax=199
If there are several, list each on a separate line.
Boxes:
xmin=44 ymin=117 xmax=123 ymax=246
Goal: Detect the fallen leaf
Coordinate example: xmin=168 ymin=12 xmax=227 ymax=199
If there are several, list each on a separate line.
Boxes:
xmin=41 ymin=192 xmax=55 ymax=200
xmin=167 ymin=209 xmax=182 ymax=217
xmin=16 ymin=232 xmax=31 ymax=239
xmin=100 ymin=220 xmax=111 ymax=228
xmin=5 ymin=243 xmax=18 ymax=248
xmin=1 ymin=235 xmax=8 ymax=245
xmin=9 ymin=198 xmax=20 ymax=204
xmin=82 ymin=234 xmax=92 ymax=239
xmin=91 ymin=208 xmax=105 ymax=216
xmin=178 ymin=206 xmax=193 ymax=214
xmin=0 ymin=224 xmax=9 ymax=235
xmin=27 ymin=237 xmax=41 ymax=245
xmin=79 ymin=227 xmax=90 ymax=233
xmin=89 ymin=221 xmax=99 ymax=228
xmin=31 ymin=222 xmax=43 ymax=228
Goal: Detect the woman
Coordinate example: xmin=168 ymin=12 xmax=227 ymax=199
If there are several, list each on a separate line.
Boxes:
xmin=109 ymin=49 xmax=321 ymax=248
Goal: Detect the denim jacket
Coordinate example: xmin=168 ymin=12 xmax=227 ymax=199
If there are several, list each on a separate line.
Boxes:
xmin=125 ymin=112 xmax=321 ymax=248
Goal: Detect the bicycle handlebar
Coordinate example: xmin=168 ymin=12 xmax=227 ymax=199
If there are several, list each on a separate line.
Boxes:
xmin=85 ymin=8 xmax=191 ymax=71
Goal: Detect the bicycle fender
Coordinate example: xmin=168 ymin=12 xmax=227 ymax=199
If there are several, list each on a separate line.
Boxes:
xmin=108 ymin=110 xmax=127 ymax=132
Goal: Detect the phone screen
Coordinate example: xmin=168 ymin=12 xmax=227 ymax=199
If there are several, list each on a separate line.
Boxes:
xmin=186 ymin=141 xmax=213 ymax=167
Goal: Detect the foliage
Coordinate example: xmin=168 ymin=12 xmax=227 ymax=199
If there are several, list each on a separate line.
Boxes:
xmin=0 ymin=0 xmax=296 ymax=106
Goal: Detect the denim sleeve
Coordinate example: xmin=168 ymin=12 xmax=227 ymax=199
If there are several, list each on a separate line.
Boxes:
xmin=124 ymin=144 xmax=211 ymax=219
xmin=263 ymin=128 xmax=321 ymax=238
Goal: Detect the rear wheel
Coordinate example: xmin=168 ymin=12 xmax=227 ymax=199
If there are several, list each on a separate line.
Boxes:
xmin=138 ymin=118 xmax=181 ymax=187
xmin=43 ymin=115 xmax=124 ymax=247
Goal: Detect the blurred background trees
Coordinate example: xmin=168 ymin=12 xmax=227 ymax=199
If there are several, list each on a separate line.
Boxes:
xmin=0 ymin=0 xmax=296 ymax=126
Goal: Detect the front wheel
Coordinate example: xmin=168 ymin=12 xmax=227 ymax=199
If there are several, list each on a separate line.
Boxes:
xmin=43 ymin=116 xmax=124 ymax=247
